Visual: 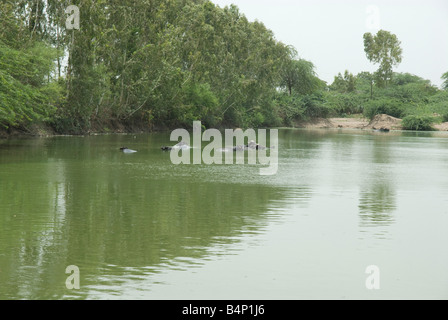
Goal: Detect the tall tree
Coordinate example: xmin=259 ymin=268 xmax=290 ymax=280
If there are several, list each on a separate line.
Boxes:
xmin=442 ymin=72 xmax=448 ymax=90
xmin=363 ymin=30 xmax=402 ymax=87
xmin=281 ymin=57 xmax=324 ymax=96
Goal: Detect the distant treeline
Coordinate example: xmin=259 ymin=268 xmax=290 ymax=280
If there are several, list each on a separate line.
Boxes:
xmin=1 ymin=0 xmax=447 ymax=134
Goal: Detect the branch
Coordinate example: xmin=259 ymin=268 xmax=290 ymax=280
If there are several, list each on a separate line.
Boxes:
xmin=124 ymin=72 xmax=163 ymax=119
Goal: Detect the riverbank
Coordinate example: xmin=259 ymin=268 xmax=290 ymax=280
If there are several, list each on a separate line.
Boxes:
xmin=0 ymin=119 xmax=165 ymax=139
xmin=296 ymin=114 xmax=448 ymax=131
xmin=2 ymin=114 xmax=448 ymax=139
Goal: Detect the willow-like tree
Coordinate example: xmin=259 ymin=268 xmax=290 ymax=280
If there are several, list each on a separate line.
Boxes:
xmin=363 ymin=30 xmax=402 ymax=87
xmin=281 ymin=56 xmax=324 ymax=96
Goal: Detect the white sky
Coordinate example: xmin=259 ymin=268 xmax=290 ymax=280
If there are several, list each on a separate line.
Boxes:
xmin=211 ymin=0 xmax=448 ymax=88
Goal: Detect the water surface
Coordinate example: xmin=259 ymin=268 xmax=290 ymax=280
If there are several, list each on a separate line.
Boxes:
xmin=1 ymin=129 xmax=447 ymax=299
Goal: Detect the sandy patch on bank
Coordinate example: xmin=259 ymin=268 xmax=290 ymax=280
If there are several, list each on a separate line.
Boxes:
xmin=329 ymin=117 xmax=370 ymax=129
xmin=296 ymin=114 xmax=403 ymax=130
xmin=434 ymin=122 xmax=448 ymax=131
xmin=295 ymin=118 xmax=336 ymax=128
xmin=297 ymin=114 xmax=448 ymax=131
xmin=364 ymin=114 xmax=403 ymax=130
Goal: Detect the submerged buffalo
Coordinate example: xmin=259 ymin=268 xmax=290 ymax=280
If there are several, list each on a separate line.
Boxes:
xmin=161 ymin=141 xmax=190 ymax=151
xmin=217 ymin=140 xmax=271 ymax=152
xmin=162 ymin=140 xmax=271 ymax=152
xmin=120 ymin=147 xmax=137 ymax=153
xmin=373 ymin=127 xmax=390 ymax=132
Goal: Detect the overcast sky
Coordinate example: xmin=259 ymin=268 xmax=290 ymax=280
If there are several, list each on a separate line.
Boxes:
xmin=211 ymin=0 xmax=448 ymax=88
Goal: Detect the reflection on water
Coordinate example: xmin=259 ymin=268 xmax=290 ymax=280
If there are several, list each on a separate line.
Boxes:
xmin=0 ymin=135 xmax=296 ymax=299
xmin=358 ymin=136 xmax=396 ymax=235
xmin=359 ymin=184 xmax=396 ymax=227
xmin=1 ymin=129 xmax=448 ymax=299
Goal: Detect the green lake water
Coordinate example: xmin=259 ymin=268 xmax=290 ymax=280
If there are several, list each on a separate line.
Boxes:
xmin=1 ymin=128 xmax=448 ymax=299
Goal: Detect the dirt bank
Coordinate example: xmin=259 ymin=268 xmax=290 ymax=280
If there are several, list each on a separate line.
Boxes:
xmin=364 ymin=114 xmax=403 ymax=130
xmin=296 ymin=114 xmax=400 ymax=130
xmin=0 ymin=119 xmax=168 ymax=139
xmin=434 ymin=122 xmax=448 ymax=131
xmin=296 ymin=114 xmax=448 ymax=132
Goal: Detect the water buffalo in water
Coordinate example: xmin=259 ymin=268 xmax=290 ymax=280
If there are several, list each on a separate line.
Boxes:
xmin=120 ymin=147 xmax=137 ymax=153
xmin=161 ymin=141 xmax=190 ymax=151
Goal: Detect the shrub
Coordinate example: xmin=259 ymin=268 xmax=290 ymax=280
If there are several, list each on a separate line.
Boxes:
xmin=363 ymin=98 xmax=405 ymax=119
xmin=325 ymin=91 xmax=365 ymax=116
xmin=301 ymin=92 xmax=330 ymax=118
xmin=179 ymin=82 xmax=220 ymax=127
xmin=275 ymin=93 xmax=305 ymax=125
xmin=401 ymin=115 xmax=435 ymax=131
xmin=259 ymin=103 xmax=282 ymax=127
xmin=442 ymin=113 xmax=448 ymax=123
xmin=0 ymin=41 xmax=60 ymax=128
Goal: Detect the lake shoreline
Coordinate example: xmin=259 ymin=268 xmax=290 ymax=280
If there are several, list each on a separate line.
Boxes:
xmin=2 ymin=114 xmax=448 ymax=139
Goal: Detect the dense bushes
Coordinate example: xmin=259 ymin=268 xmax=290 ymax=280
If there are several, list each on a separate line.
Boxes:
xmin=424 ymin=91 xmax=448 ymax=119
xmin=401 ymin=115 xmax=435 ymax=131
xmin=274 ymin=93 xmax=304 ymax=125
xmin=363 ymin=97 xmax=405 ymax=119
xmin=274 ymin=92 xmax=331 ymax=125
xmin=177 ymin=82 xmax=220 ymax=128
xmin=301 ymin=93 xmax=330 ymax=118
xmin=324 ymin=92 xmax=365 ymax=116
xmin=0 ymin=40 xmax=61 ymax=129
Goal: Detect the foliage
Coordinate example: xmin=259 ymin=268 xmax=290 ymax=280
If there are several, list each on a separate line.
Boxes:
xmin=176 ymin=82 xmax=220 ymax=127
xmin=275 ymin=91 xmax=329 ymax=124
xmin=363 ymin=30 xmax=402 ymax=87
xmin=401 ymin=115 xmax=435 ymax=131
xmin=442 ymin=72 xmax=448 ymax=91
xmin=280 ymin=56 xmax=325 ymax=96
xmin=325 ymin=91 xmax=365 ymax=116
xmin=443 ymin=112 xmax=448 ymax=123
xmin=1 ymin=1 xmax=447 ymax=133
xmin=419 ymin=90 xmax=448 ymax=121
xmin=301 ymin=92 xmax=330 ymax=118
xmin=324 ymin=69 xmax=448 ymax=124
xmin=363 ymin=97 xmax=405 ymax=120
xmin=330 ymin=70 xmax=357 ymax=93
xmin=0 ymin=40 xmax=60 ymax=128
xmin=274 ymin=92 xmax=305 ymax=125
xmin=0 ymin=0 xmax=297 ymax=131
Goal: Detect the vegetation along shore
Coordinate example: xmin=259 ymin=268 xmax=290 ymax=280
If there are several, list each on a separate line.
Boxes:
xmin=1 ymin=0 xmax=448 ymax=137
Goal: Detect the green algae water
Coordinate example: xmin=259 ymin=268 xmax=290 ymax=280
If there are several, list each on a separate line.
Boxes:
xmin=1 ymin=129 xmax=448 ymax=299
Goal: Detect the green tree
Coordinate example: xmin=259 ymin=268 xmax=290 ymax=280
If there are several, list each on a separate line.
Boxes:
xmin=442 ymin=72 xmax=448 ymax=90
xmin=0 ymin=1 xmax=62 ymax=130
xmin=280 ymin=57 xmax=324 ymax=96
xmin=363 ymin=30 xmax=402 ymax=87
xmin=1 ymin=0 xmax=323 ymax=132
xmin=330 ymin=70 xmax=356 ymax=93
